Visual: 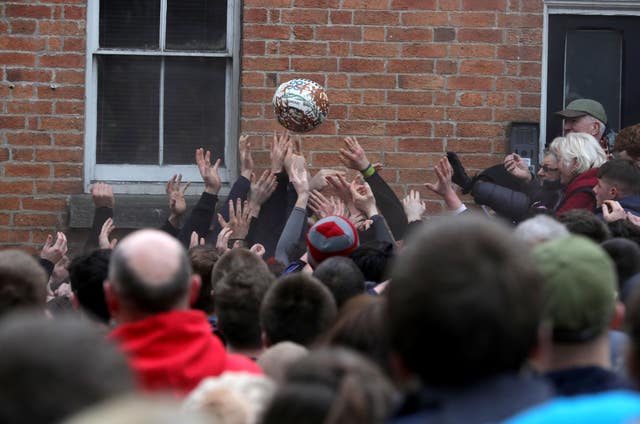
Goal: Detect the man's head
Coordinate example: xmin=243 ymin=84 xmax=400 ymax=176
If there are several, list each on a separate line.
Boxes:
xmin=614 ymin=123 xmax=640 ymax=162
xmin=0 ymin=250 xmax=47 ymax=318
xmin=533 ymin=235 xmax=618 ymax=344
xmin=105 ymin=229 xmax=198 ymax=321
xmin=557 ymin=209 xmax=611 ymax=243
xmin=69 ymin=249 xmax=111 ymax=323
xmin=260 ymin=273 xmax=337 ymax=347
xmin=387 ymin=215 xmax=544 ymax=388
xmin=549 ymin=133 xmax=607 ymax=184
xmin=556 ymin=99 xmax=607 ymax=139
xmin=312 ymin=256 xmax=365 ymax=308
xmin=594 ymin=158 xmax=640 ymax=207
xmin=213 ymin=249 xmax=275 ymax=351
xmin=188 ymin=245 xmax=220 ymax=314
xmin=536 ymin=151 xmax=561 ymax=183
xmin=306 ymin=215 xmax=359 ymax=268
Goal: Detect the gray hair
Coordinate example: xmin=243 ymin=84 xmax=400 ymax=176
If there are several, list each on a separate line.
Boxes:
xmin=550 ymin=132 xmax=607 ymax=175
xmin=514 ymin=215 xmax=569 ymax=247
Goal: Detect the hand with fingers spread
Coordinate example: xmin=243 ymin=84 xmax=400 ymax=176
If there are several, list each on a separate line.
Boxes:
xmin=248 ymin=169 xmax=278 ymax=218
xmin=40 ymin=232 xmax=68 ymax=264
xmin=166 ymin=174 xmax=191 ymax=228
xmin=271 ymin=130 xmax=291 ymax=173
xmin=218 ymin=198 xmax=252 ymax=241
xmin=349 ymin=210 xmax=373 ymax=231
xmin=196 ymin=148 xmax=222 ymax=195
xmin=189 ymin=231 xmax=206 ymax=249
xmin=402 ymin=190 xmax=426 ymax=223
xmin=309 ymin=168 xmax=346 ymax=193
xmin=504 ymin=153 xmax=532 ymax=182
xmin=339 ymin=136 xmax=370 ymax=172
xmin=326 ymin=174 xmax=357 ymax=214
xmin=239 ymin=134 xmax=254 ymax=180
xmin=90 ymin=182 xmax=115 ymax=208
xmin=98 ymin=217 xmax=118 ymax=249
xmin=602 ymin=200 xmax=628 ymax=223
xmin=309 ymin=190 xmax=337 ymax=219
xmin=216 ymin=227 xmax=233 ymax=254
xmin=288 ymin=155 xmax=310 ymax=208
xmin=425 ymin=156 xmax=463 ymax=210
xmin=350 ymin=180 xmax=378 ymax=218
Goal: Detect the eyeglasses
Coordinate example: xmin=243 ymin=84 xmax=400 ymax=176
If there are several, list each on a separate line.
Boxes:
xmin=540 ymin=165 xmax=559 ymax=172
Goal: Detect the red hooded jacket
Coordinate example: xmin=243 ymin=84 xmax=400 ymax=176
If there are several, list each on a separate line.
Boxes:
xmin=555 ymin=168 xmax=598 ymax=215
xmin=109 ymin=309 xmax=261 ymax=395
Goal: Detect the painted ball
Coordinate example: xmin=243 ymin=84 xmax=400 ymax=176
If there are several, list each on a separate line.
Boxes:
xmin=273 ymin=79 xmax=330 ymax=133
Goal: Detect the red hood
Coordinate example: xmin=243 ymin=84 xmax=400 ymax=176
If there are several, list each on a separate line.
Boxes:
xmin=109 ymin=309 xmax=229 ymax=395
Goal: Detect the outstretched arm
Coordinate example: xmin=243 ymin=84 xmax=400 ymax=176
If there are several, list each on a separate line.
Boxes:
xmin=85 ymin=183 xmax=114 ymax=251
xmin=425 ymin=156 xmax=465 ymax=213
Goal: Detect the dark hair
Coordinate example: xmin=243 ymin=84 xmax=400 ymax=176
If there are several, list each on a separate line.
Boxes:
xmin=69 ymin=249 xmax=111 ymax=323
xmin=188 ymin=245 xmax=219 ymax=314
xmin=0 ymin=250 xmax=47 ymax=318
xmin=211 ymin=248 xmax=266 ymax=295
xmin=601 ymin=238 xmax=640 ymax=291
xmin=318 ymin=294 xmax=390 ymax=373
xmin=614 ymin=123 xmax=640 ymax=159
xmin=312 ymin=257 xmax=365 ymax=308
xmin=214 ymin=264 xmax=274 ymax=350
xmin=608 ymin=218 xmax=640 ymax=247
xmin=558 ymin=209 xmax=611 ymax=243
xmin=597 ymin=158 xmax=640 ymax=197
xmin=387 ymin=215 xmax=544 ymax=387
xmin=261 ymin=348 xmax=395 ymax=424
xmin=0 ymin=312 xmax=134 ymax=423
xmin=109 ymin=245 xmax=191 ymax=314
xmin=260 ymin=273 xmax=337 ymax=347
xmin=349 ymin=241 xmax=394 ymax=283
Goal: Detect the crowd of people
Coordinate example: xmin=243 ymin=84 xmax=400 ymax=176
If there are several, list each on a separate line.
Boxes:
xmin=3 ymin=99 xmax=640 ymax=423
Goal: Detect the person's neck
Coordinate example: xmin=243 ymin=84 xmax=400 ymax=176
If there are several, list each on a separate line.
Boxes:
xmin=539 ymin=332 xmax=611 ymax=372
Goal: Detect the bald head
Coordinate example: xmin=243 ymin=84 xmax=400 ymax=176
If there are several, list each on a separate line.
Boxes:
xmin=108 ymin=230 xmax=192 ymax=314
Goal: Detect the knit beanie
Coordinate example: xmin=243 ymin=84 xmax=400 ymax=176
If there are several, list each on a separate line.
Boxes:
xmin=306 ymin=216 xmax=359 ymax=267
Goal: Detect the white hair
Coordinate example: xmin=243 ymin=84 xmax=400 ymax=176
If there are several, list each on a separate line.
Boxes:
xmin=514 ymin=215 xmax=569 ymax=247
xmin=550 ymin=132 xmax=607 ymax=175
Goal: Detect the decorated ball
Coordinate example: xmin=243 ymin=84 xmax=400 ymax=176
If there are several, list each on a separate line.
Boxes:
xmin=273 ymin=79 xmax=330 ymax=133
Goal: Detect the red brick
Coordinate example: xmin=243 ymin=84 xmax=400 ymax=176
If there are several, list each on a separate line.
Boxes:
xmin=388 ymin=91 xmax=434 ymax=105
xmin=399 ymin=75 xmax=445 ymax=90
xmin=329 ymin=42 xmax=350 ymax=56
xmin=402 ymin=12 xmax=448 ymax=26
xmin=397 ymin=106 xmax=444 ymax=121
xmin=6 ymin=5 xmax=53 ymax=19
xmin=498 ymin=13 xmax=543 ymax=28
xmin=364 ymin=27 xmax=385 ymax=41
xmin=53 ymin=164 xmax=82 ymax=178
xmin=330 ymin=90 xmax=361 ymax=104
xmin=350 ymin=106 xmax=396 ymax=120
xmin=0 ymin=230 xmax=31 ymax=243
xmin=36 ymin=86 xmax=84 ymax=100
xmin=462 ymin=0 xmax=506 ymax=10
xmin=21 ymin=197 xmax=67 ymax=211
xmin=243 ymin=58 xmax=289 ymax=71
xmin=449 ymin=44 xmax=496 ymax=58
xmin=506 ymin=28 xmax=542 ymax=45
xmin=0 ymin=36 xmax=46 ymax=51
xmin=63 ymin=37 xmax=85 ymax=52
xmin=39 ymin=117 xmax=83 ymax=132
xmin=14 ymin=213 xmax=60 ymax=227
xmin=391 ymin=0 xmax=437 ymax=9
xmin=0 ymin=148 xmax=8 ymax=162
xmin=447 ymin=139 xmax=494 ymax=153
xmin=460 ymin=59 xmax=504 ymax=75
xmin=385 ymin=153 xmax=431 ymax=168
xmin=386 ymin=122 xmax=432 ymax=136
xmin=449 ymin=13 xmax=496 ymax=27
xmin=398 ymin=138 xmax=444 ymax=152
xmin=35 ymin=148 xmax=83 ymax=162
xmin=9 ymin=19 xmax=36 ymax=35
xmin=401 ymin=44 xmax=447 ymax=58
xmin=6 ymin=68 xmax=53 ymax=83
xmin=495 ymin=77 xmax=540 ymax=92
xmin=35 ymin=180 xmax=83 ymax=194
xmin=497 ymin=45 xmax=541 ymax=61
xmin=434 ymin=92 xmax=456 ymax=106
xmin=11 ymin=148 xmax=34 ymax=161
xmin=459 ymin=92 xmax=484 ymax=107
xmin=316 ymin=26 xmax=361 ymax=41
xmin=244 ymin=25 xmax=290 ymax=40
xmin=338 ymin=121 xmax=386 ymax=135
xmin=521 ymin=93 xmax=541 ymax=107
xmin=280 ymin=42 xmax=327 ymax=56
xmin=281 ymin=9 xmax=329 ymax=24
xmin=2 ymin=181 xmax=35 ymax=194
xmin=244 ymin=0 xmax=291 ymax=5
xmin=354 ymin=11 xmax=400 ymax=25
xmin=39 ymin=54 xmax=84 ymax=68
xmin=4 ymin=164 xmax=50 ymax=178
xmin=448 ymin=76 xmax=494 ymax=90
xmin=54 ymin=101 xmax=84 ymax=115
xmin=520 ymin=62 xmax=542 ymax=77
xmin=494 ymin=108 xmax=539 ymax=122
xmin=292 ymin=26 xmax=314 ymax=40
xmin=363 ymin=90 xmax=386 ymax=104
xmin=53 ymin=133 xmax=82 ymax=147
xmin=352 ymin=43 xmax=400 ymax=57
xmin=446 ymin=107 xmax=492 ymax=121
xmin=0 ymin=53 xmax=36 ymax=67
xmin=457 ymin=123 xmax=504 ymax=138
xmin=291 ymin=58 xmax=337 ymax=72
xmin=436 ymin=60 xmax=458 ymax=74
xmin=54 ymin=70 xmax=84 ymax=84
xmin=339 ymin=58 xmax=385 ymax=73
xmin=458 ymin=28 xmax=503 ymax=43
xmin=343 ymin=0 xmax=387 ymax=8
xmin=389 ymin=59 xmax=435 ymax=73
xmin=0 ymin=197 xmax=21 ymax=210
xmin=0 ymin=116 xmax=26 ymax=130
xmin=351 ymin=74 xmax=397 ymax=88
xmin=39 ymin=20 xmax=83 ymax=36
xmin=63 ymin=5 xmax=85 ymax=20
xmin=387 ymin=28 xmax=433 ymax=42
xmin=7 ymin=101 xmax=52 ymax=115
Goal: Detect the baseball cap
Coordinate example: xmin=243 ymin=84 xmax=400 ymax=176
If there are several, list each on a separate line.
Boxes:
xmin=306 ymin=216 xmax=359 ymax=267
xmin=555 ymin=99 xmax=608 ymax=125
xmin=532 ymin=235 xmax=617 ymax=343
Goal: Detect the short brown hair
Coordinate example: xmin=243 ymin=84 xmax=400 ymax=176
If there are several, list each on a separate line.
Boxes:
xmin=0 ymin=250 xmax=47 ymax=317
xmin=614 ymin=123 xmax=640 ymax=159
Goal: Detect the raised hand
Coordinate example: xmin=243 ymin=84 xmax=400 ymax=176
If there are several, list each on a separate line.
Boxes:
xmin=602 ymin=200 xmax=627 ymax=223
xmin=309 ymin=168 xmax=346 ymax=192
xmin=402 ymin=190 xmax=426 ymax=223
xmin=309 ymin=190 xmax=343 ymax=219
xmin=271 ymin=130 xmax=291 ymax=173
xmin=216 ymin=227 xmax=233 ymax=254
xmin=98 ymin=217 xmax=118 ymax=249
xmin=339 ymin=136 xmax=370 ymax=171
xmin=90 ymin=182 xmax=114 ymax=208
xmin=40 ymin=232 xmax=68 ymax=264
xmin=239 ymin=135 xmax=253 ymax=180
xmin=425 ymin=156 xmax=463 ymax=210
xmin=248 ymin=169 xmax=278 ymax=218
xmin=166 ymin=174 xmax=190 ymax=227
xmin=504 ymin=153 xmax=532 ymax=181
xmin=196 ymin=148 xmax=222 ymax=195
xmin=217 ymin=198 xmax=252 ymax=240
xmin=326 ymin=173 xmax=357 ymax=213
xmin=350 ymin=180 xmax=378 ymax=218
xmin=189 ymin=231 xmax=206 ymax=249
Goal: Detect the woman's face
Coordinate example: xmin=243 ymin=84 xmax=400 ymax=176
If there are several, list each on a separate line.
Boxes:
xmin=537 ymin=154 xmax=560 ymax=182
xmin=556 ymin=155 xmax=577 ymax=184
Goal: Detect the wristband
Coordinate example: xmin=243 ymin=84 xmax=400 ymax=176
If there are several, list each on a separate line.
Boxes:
xmin=361 ymin=163 xmax=375 ymax=178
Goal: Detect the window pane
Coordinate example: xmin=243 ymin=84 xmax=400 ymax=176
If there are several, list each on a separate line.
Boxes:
xmin=166 ymin=0 xmax=227 ymax=51
xmin=164 ymin=57 xmax=226 ymax=164
xmin=100 ymin=0 xmax=160 ymax=49
xmin=97 ymin=56 xmax=160 ymax=164
xmin=565 ymin=30 xmax=622 ymax=130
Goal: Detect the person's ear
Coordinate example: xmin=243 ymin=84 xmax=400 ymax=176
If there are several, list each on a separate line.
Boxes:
xmin=103 ymin=281 xmax=119 ymax=316
xmin=610 ymin=185 xmax=619 ymax=199
xmin=188 ymin=274 xmax=202 ymax=306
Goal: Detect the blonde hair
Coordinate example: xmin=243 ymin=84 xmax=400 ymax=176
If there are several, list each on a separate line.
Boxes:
xmin=550 ymin=132 xmax=607 ymax=175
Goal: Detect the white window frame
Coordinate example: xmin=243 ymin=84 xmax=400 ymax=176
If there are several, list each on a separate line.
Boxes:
xmin=540 ymin=0 xmax=640 ymax=151
xmin=83 ymin=0 xmax=241 ymax=194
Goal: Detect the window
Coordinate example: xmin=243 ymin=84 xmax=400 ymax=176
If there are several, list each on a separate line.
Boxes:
xmin=542 ymin=1 xmax=640 ymax=146
xmin=84 ymin=0 xmax=240 ymax=192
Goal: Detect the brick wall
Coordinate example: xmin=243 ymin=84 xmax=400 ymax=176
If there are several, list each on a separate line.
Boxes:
xmin=241 ymin=0 xmax=544 ymax=212
xmin=1 ymin=1 xmax=85 ymax=252
xmin=0 ymin=0 xmax=544 ymax=251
